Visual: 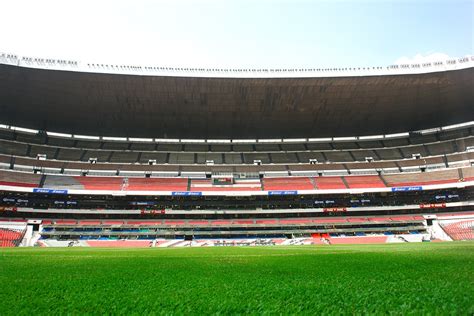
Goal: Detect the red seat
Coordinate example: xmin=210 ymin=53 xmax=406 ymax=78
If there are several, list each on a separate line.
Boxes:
xmin=344 ymin=175 xmax=386 ymax=188
xmin=314 ymin=177 xmax=346 ymax=189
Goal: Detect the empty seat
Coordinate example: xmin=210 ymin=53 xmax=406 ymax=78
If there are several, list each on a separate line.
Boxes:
xmin=0 ymin=170 xmax=41 ymax=187
xmin=75 ymin=140 xmax=102 ymax=149
xmin=344 ymin=175 xmax=386 ymax=188
xmin=399 ymin=145 xmax=428 ymax=158
xmin=29 ymin=145 xmax=57 ymax=159
xmin=127 ymin=178 xmax=188 ymax=191
xmin=74 ymin=176 xmax=123 ymax=190
xmin=314 ymin=177 xmax=346 ymax=189
xmin=0 ymin=140 xmax=28 ymax=156
xmin=306 ymin=143 xmax=332 ymax=150
xmin=383 ymin=138 xmax=410 ymax=147
xmin=324 ymin=151 xmax=353 ymax=162
xmin=243 ymin=153 xmax=270 ymax=164
xmin=296 ymin=152 xmax=325 ymax=163
xmin=223 ymin=153 xmax=243 ymax=164
xmin=82 ymin=150 xmax=112 ymax=162
xmin=156 ymin=143 xmax=183 ymax=151
xmin=270 ymin=152 xmax=299 ymax=163
xmin=232 ymin=144 xmax=254 ymax=152
xmin=130 ymin=143 xmax=157 ymax=151
xmin=183 ymin=144 xmax=208 ymax=152
xmin=196 ymin=153 xmax=223 ymax=164
xmin=109 ymin=152 xmax=139 ymax=163
xmin=210 ymin=144 xmax=232 ymax=152
xmin=375 ymin=148 xmax=403 ymax=160
xmin=383 ymin=169 xmax=460 ymax=186
xmin=350 ymin=150 xmax=378 ymax=161
xmin=357 ymin=140 xmax=384 ymax=149
xmin=57 ymin=148 xmax=84 ymax=161
xmin=263 ymin=177 xmax=314 ymax=190
xmin=43 ymin=175 xmax=84 ymax=190
xmin=255 ymin=144 xmax=280 ymax=151
xmin=102 ymin=142 xmax=130 ymax=150
xmin=139 ymin=152 xmax=168 ymax=164
xmin=47 ymin=137 xmax=76 ymax=147
xmin=426 ymin=142 xmax=455 ymax=155
xmin=332 ymin=142 xmax=358 ymax=150
xmin=280 ymin=143 xmax=306 ymax=151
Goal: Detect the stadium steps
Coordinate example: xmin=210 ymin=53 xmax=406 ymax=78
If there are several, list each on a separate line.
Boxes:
xmin=458 ymin=168 xmax=464 ymax=180
xmin=321 ymin=152 xmax=328 ymax=162
xmin=187 ymin=178 xmax=191 ymax=191
xmin=39 ymin=174 xmax=46 ymax=188
xmin=341 ymin=177 xmax=349 ymax=189
xmin=379 ymin=174 xmax=389 ymax=187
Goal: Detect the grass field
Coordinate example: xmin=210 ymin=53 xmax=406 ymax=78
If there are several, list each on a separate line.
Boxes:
xmin=1 ymin=242 xmax=473 ymax=315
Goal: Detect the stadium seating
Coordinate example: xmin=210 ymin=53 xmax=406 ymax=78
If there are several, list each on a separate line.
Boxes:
xmin=439 ymin=220 xmax=474 ymax=240
xmin=343 ymin=175 xmax=386 ymax=188
xmin=0 ymin=170 xmax=41 ymax=187
xmin=75 ymin=176 xmax=124 ymax=190
xmin=0 ymin=222 xmax=27 ymax=247
xmin=127 ymin=178 xmax=188 ymax=191
xmin=314 ymin=176 xmax=347 ymax=189
xmin=262 ymin=177 xmax=315 ymax=190
xmin=189 ymin=179 xmax=262 ymax=191
xmin=383 ymin=169 xmax=460 ymax=187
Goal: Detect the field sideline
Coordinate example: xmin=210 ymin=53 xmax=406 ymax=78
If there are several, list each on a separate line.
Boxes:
xmin=1 ymin=242 xmax=473 ymax=315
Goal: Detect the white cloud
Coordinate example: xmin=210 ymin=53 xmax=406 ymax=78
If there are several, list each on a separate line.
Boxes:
xmin=394 ymin=52 xmax=452 ymax=65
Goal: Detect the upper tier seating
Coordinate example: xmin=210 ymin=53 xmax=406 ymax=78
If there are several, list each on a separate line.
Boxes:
xmin=0 ymin=126 xmax=471 ymax=167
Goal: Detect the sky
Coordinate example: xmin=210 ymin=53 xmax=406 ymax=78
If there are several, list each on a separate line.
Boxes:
xmin=0 ymin=0 xmax=472 ymax=68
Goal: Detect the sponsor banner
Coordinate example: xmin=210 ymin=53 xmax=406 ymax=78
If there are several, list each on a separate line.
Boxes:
xmin=172 ymin=191 xmax=202 ymax=196
xmin=140 ymin=209 xmax=166 ymax=215
xmin=268 ymin=190 xmax=298 ymax=196
xmin=420 ymin=203 xmax=446 ymax=209
xmin=391 ymin=186 xmax=422 ymax=192
xmin=323 ymin=207 xmax=348 ymax=212
xmin=33 ymin=188 xmax=68 ymax=195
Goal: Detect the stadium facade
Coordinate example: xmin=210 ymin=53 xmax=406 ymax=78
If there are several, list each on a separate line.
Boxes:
xmin=0 ymin=53 xmax=473 ymax=247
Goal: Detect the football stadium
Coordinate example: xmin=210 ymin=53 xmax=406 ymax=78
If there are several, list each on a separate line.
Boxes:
xmin=1 ymin=1 xmax=473 ymax=314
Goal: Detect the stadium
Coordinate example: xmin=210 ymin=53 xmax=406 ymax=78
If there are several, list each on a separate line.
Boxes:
xmin=1 ymin=2 xmax=474 ymax=313
xmin=1 ymin=54 xmax=473 ymax=248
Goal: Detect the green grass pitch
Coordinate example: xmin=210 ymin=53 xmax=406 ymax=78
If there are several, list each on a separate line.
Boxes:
xmin=1 ymin=242 xmax=473 ymax=315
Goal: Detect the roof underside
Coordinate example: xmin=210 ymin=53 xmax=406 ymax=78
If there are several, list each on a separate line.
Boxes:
xmin=0 ymin=64 xmax=472 ymax=139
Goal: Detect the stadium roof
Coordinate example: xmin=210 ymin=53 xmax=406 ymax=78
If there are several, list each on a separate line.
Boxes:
xmin=0 ymin=54 xmax=473 ymax=139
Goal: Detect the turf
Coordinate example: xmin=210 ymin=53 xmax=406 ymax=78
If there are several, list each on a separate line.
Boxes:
xmin=0 ymin=242 xmax=473 ymax=315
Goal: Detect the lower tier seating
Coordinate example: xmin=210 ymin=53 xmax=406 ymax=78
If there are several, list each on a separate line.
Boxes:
xmin=440 ymin=220 xmax=474 ymax=240
xmin=0 ymin=222 xmax=27 ymax=247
